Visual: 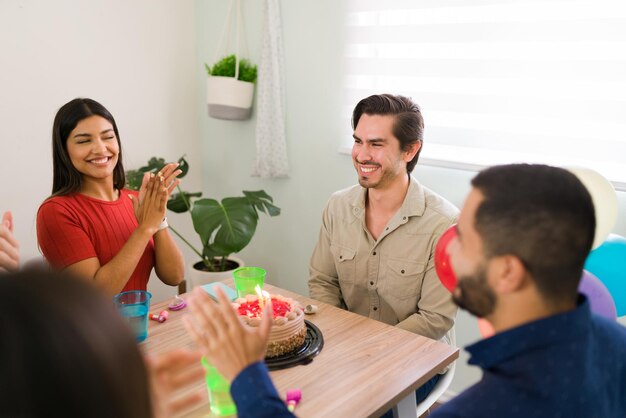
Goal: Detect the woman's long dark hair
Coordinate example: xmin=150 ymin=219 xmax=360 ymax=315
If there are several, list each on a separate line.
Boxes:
xmin=0 ymin=267 xmax=152 ymax=417
xmin=51 ymin=98 xmax=125 ymax=197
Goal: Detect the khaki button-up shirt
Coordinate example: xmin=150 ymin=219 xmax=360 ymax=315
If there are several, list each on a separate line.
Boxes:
xmin=309 ymin=177 xmax=459 ymax=346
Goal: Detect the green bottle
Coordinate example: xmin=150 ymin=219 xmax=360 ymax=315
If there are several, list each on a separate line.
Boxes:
xmin=201 ymin=358 xmax=237 ymax=416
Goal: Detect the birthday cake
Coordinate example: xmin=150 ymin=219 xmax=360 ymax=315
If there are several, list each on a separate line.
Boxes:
xmin=234 ymin=294 xmax=306 ymax=358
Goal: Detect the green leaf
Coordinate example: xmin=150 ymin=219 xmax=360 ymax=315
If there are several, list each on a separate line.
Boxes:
xmin=243 ymin=190 xmax=281 ymax=217
xmin=177 ymin=156 xmax=189 ymax=178
xmin=168 ymin=191 xmax=202 ymax=213
xmin=191 ymin=197 xmax=258 ymax=259
xmin=125 ymin=170 xmax=144 ymax=191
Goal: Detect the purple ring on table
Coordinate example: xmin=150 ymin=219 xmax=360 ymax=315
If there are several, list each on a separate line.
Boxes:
xmin=168 ymin=296 xmax=187 ymax=311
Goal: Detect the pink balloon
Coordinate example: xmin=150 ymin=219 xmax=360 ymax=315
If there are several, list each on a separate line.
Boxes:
xmin=579 ymin=270 xmax=617 ymax=320
xmin=477 ymin=318 xmax=495 ymax=338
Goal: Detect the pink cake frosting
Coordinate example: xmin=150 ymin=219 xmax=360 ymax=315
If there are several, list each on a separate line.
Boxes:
xmin=233 ymin=294 xmax=306 ymax=357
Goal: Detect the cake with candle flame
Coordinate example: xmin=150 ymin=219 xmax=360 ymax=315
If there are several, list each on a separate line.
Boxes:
xmin=233 ymin=294 xmax=306 ymax=358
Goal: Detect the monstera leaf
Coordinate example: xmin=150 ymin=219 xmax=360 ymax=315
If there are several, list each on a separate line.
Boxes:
xmin=243 ymin=190 xmax=280 ymax=217
xmin=191 ymin=197 xmax=259 ymax=261
xmin=168 ymin=191 xmax=202 ymax=213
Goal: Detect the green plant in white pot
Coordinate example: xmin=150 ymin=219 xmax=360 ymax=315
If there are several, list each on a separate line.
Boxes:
xmin=205 ymin=54 xmax=258 ymax=120
xmin=126 ymin=156 xmax=280 ymax=287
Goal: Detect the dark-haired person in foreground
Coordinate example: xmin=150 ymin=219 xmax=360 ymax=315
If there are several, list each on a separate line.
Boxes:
xmin=186 ymin=164 xmax=626 ymax=418
xmin=0 ymin=267 xmax=206 ymax=418
xmin=308 ymin=94 xmax=459 ymax=405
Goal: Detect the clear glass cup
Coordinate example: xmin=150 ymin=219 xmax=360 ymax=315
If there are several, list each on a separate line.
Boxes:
xmin=112 ymin=290 xmax=152 ymax=342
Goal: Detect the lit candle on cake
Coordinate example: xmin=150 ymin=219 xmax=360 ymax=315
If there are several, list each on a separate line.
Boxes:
xmin=255 ymin=285 xmax=264 ymax=310
xmin=254 ymin=285 xmax=271 ymax=315
xmin=262 ymin=290 xmax=271 ymax=314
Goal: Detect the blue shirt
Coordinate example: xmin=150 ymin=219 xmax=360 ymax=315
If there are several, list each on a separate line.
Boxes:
xmin=231 ymin=362 xmax=294 ymax=418
xmin=432 ymin=297 xmax=626 ymax=418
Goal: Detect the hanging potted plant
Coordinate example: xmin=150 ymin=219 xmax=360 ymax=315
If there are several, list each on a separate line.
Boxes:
xmin=126 ymin=156 xmax=280 ymax=290
xmin=206 ymin=54 xmax=257 ymax=120
xmin=205 ymin=0 xmax=257 ymax=120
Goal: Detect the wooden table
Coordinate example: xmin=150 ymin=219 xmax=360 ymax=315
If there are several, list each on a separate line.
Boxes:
xmin=143 ymin=281 xmax=459 ymax=418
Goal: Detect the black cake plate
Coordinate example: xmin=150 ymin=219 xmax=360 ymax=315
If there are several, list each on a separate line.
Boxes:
xmin=265 ymin=320 xmax=324 ymax=371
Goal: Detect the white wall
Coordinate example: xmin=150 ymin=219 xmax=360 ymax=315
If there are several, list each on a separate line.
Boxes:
xmin=0 ymin=0 xmax=202 ymax=302
xmin=195 ymin=0 xmax=626 ymax=395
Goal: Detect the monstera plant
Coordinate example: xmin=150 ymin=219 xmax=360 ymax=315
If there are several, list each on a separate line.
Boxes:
xmin=126 ymin=156 xmax=280 ymax=272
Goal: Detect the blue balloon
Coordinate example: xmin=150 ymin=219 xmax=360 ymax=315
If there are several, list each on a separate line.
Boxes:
xmin=584 ymin=234 xmax=626 ymax=316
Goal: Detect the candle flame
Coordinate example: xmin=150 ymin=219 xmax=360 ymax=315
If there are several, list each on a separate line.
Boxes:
xmin=255 ymin=285 xmax=266 ymax=311
xmin=261 ymin=290 xmax=271 ymax=316
xmin=254 ymin=285 xmax=271 ymax=316
xmin=254 ymin=284 xmax=263 ymax=298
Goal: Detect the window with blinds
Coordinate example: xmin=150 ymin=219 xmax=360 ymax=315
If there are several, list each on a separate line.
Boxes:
xmin=342 ymin=0 xmax=626 ymax=190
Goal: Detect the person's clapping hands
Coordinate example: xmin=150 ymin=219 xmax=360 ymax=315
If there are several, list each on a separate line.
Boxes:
xmin=129 ymin=173 xmax=169 ymax=233
xmin=184 ymin=287 xmax=273 ymax=382
xmin=129 ymin=163 xmax=182 ymax=232
xmin=0 ymin=211 xmax=19 ymax=272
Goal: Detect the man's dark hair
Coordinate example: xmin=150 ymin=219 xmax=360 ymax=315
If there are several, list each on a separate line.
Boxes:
xmin=471 ymin=164 xmax=595 ymax=305
xmin=351 ymin=94 xmax=424 ymax=173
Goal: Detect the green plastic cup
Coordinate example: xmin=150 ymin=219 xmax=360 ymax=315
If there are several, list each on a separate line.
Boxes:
xmin=201 ymin=358 xmax=237 ymax=416
xmin=232 ymin=267 xmax=266 ymax=298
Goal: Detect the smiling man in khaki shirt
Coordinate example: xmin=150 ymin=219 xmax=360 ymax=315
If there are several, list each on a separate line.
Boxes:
xmin=309 ymin=94 xmax=458 ymax=407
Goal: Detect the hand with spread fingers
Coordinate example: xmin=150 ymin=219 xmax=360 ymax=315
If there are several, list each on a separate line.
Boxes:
xmin=184 ymin=287 xmax=273 ymax=382
xmin=0 ymin=211 xmax=19 ymax=273
xmin=146 ymin=348 xmax=206 ymax=418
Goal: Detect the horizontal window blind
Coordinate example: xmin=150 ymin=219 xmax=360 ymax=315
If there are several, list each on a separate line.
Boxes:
xmin=343 ymin=0 xmax=626 ymax=190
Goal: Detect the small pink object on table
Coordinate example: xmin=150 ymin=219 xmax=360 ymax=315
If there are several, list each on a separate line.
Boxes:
xmin=168 ymin=295 xmax=187 ymax=311
xmin=149 ymin=310 xmax=169 ymax=323
xmin=286 ymin=389 xmax=302 ymax=412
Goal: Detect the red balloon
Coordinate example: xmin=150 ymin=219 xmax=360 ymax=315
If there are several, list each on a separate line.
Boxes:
xmin=434 ymin=225 xmax=458 ymax=293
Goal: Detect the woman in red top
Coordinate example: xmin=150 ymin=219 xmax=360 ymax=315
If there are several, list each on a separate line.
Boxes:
xmin=37 ymin=98 xmax=185 ymax=296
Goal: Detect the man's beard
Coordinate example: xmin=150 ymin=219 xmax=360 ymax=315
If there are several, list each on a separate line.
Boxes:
xmin=452 ymin=264 xmax=497 ymax=318
xmin=354 ymin=159 xmax=404 ymax=190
